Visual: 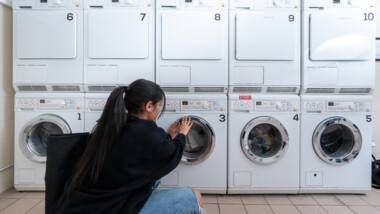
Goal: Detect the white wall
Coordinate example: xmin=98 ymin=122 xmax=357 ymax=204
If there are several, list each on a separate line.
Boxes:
xmin=0 ymin=4 xmax=14 ymax=193
xmin=374 ymin=3 xmax=380 ymax=158
xmin=0 ymin=0 xmax=11 ymax=7
xmin=374 ymin=64 xmax=380 ymax=158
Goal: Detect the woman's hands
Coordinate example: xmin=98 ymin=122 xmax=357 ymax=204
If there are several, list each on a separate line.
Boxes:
xmin=167 ymin=120 xmax=179 ymax=139
xmin=167 ymin=116 xmax=193 ymax=138
xmin=178 ymin=116 xmax=193 ymax=136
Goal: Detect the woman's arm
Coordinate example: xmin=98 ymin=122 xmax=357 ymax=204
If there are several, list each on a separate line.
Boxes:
xmin=148 ymin=127 xmax=186 ymax=179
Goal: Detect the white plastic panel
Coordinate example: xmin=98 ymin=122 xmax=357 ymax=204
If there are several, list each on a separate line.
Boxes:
xmin=88 ymin=10 xmax=149 ymax=59
xmin=161 ymin=11 xmax=224 ymax=60
xmin=15 ymin=11 xmax=77 ymax=59
xmin=305 ymin=67 xmax=338 ymax=86
xmin=236 ymin=12 xmax=296 ymax=61
xmin=158 ymin=66 xmax=191 ymax=85
xmin=232 ymin=66 xmax=264 ymax=85
xmin=309 ymin=11 xmax=372 ymax=61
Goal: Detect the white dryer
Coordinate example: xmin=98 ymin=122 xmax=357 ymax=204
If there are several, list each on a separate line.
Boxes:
xmin=156 ymin=0 xmax=228 ymax=88
xmin=229 ymin=0 xmax=300 ymax=94
xmin=84 ymin=0 xmax=155 ymax=92
xmin=228 ymin=94 xmax=300 ymax=194
xmin=300 ymin=95 xmax=372 ymax=193
xmin=13 ymin=0 xmax=84 ymax=92
xmin=157 ymin=92 xmax=228 ymax=194
xmin=14 ymin=93 xmax=85 ymax=191
xmin=302 ymin=0 xmax=376 ymax=94
xmin=84 ymin=93 xmax=109 ymax=132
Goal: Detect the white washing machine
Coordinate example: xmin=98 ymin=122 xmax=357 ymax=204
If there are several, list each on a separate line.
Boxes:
xmin=229 ymin=0 xmax=300 ymax=94
xmin=157 ymin=92 xmax=228 ymax=194
xmin=84 ymin=0 xmax=155 ymax=92
xmin=228 ymin=94 xmax=300 ymax=194
xmin=14 ymin=93 xmax=85 ymax=191
xmin=300 ymin=95 xmax=372 ymax=193
xmin=13 ymin=0 xmax=84 ymax=92
xmin=156 ymin=0 xmax=228 ymax=88
xmin=84 ymin=93 xmax=109 ymax=132
xmin=302 ymin=0 xmax=376 ymax=94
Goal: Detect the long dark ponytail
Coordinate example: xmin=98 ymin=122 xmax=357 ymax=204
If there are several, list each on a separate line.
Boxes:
xmin=72 ymin=79 xmax=166 ymax=189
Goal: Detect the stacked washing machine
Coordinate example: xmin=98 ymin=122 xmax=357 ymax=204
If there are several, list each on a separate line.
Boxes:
xmin=12 ymin=0 xmax=85 ymax=190
xmin=82 ymin=0 xmax=156 ymax=129
xmin=227 ymin=0 xmax=301 ymax=194
xmin=84 ymin=0 xmax=155 ymax=91
xmin=300 ymin=0 xmax=376 ymax=193
xmin=155 ymin=0 xmax=229 ymax=194
xmin=12 ymin=0 xmax=156 ymax=191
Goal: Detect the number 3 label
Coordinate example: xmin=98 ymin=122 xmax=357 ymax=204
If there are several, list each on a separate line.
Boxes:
xmin=219 ymin=114 xmax=226 ymax=122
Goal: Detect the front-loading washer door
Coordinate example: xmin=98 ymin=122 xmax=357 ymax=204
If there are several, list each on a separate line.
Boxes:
xmin=161 ymin=11 xmax=225 ymax=60
xmin=88 ymin=9 xmax=149 ymax=59
xmin=240 ymin=116 xmax=289 ymax=165
xmin=313 ymin=117 xmax=362 ymax=165
xmin=235 ymin=11 xmax=296 ymax=61
xmin=309 ymin=11 xmax=372 ymax=61
xmin=21 ymin=114 xmax=72 ymax=163
xmin=182 ymin=116 xmax=215 ymax=165
xmin=15 ymin=10 xmax=77 ymax=59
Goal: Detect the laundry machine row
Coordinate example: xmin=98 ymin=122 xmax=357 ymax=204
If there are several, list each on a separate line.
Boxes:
xmin=227 ymin=93 xmax=373 ymax=194
xmin=14 ymin=91 xmax=373 ymax=194
xmin=12 ymin=0 xmax=376 ymax=95
xmin=84 ymin=92 xmax=374 ymax=194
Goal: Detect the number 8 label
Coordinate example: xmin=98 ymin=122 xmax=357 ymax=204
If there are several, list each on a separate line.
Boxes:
xmin=215 ymin=13 xmax=221 ymax=21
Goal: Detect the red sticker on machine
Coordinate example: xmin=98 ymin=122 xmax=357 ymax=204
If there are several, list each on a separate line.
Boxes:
xmin=239 ymin=95 xmax=252 ymax=100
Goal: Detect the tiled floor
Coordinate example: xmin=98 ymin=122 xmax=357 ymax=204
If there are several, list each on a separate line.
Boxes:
xmin=0 ymin=188 xmax=380 ymax=214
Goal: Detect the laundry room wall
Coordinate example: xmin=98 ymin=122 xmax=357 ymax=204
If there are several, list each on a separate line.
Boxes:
xmin=0 ymin=2 xmax=14 ymax=193
xmin=374 ymin=64 xmax=380 ymax=158
xmin=374 ymin=5 xmax=380 ymax=159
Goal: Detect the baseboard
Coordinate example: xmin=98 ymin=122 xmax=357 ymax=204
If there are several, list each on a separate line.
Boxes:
xmin=0 ymin=166 xmax=13 ymax=193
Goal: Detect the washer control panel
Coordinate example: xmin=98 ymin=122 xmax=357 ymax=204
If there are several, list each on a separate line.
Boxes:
xmin=16 ymin=97 xmax=83 ymax=110
xmin=86 ymin=98 xmax=107 ymax=111
xmin=304 ymin=0 xmax=374 ymax=8
xmin=231 ymin=0 xmax=298 ymax=9
xmin=231 ymin=96 xmax=299 ymax=112
xmin=13 ymin=0 xmax=82 ymax=9
xmin=158 ymin=0 xmax=225 ymax=9
xmin=166 ymin=99 xmax=226 ymax=112
xmin=86 ymin=0 xmax=152 ymax=8
xmin=304 ymin=100 xmax=372 ymax=113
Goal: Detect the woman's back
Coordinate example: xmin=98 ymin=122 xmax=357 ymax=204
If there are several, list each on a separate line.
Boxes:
xmin=56 ymin=79 xmax=195 ymax=214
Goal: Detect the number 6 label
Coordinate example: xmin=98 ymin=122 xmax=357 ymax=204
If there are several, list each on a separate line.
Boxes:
xmin=67 ymin=13 xmax=74 ymax=21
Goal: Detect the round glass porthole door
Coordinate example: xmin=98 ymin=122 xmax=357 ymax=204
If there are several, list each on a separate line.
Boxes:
xmin=313 ymin=117 xmax=362 ymax=165
xmin=240 ymin=116 xmax=289 ymax=164
xmin=21 ymin=114 xmax=71 ymax=163
xmin=182 ymin=116 xmax=215 ymax=165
